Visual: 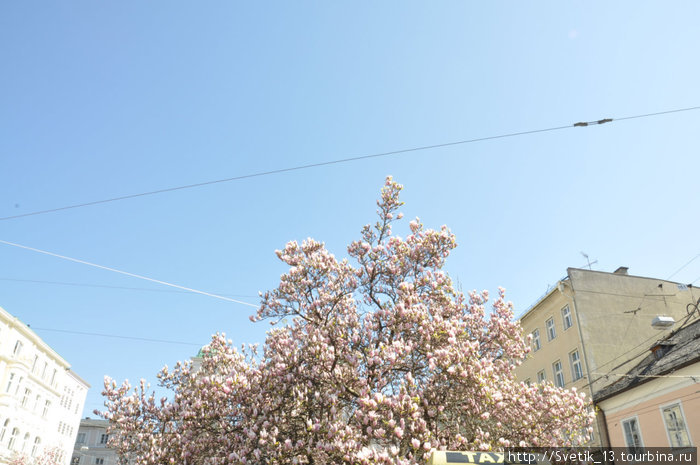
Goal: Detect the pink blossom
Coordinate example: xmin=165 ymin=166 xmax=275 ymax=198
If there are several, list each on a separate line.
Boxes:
xmin=98 ymin=177 xmax=593 ymax=465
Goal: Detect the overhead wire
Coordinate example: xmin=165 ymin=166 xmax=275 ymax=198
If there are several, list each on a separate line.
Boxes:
xmin=2 ymin=105 xmax=699 ymax=222
xmin=31 ymin=327 xmax=203 ymax=347
xmin=666 ymin=253 xmax=700 ymax=280
xmin=614 ymin=106 xmax=700 ymax=122
xmin=0 ymin=239 xmax=259 ymax=308
xmin=2 ymin=105 xmax=699 ymax=372
xmin=0 ymin=277 xmax=257 ymax=298
xmin=538 ymin=315 xmax=699 ymax=391
xmin=0 ymin=125 xmax=571 ymax=221
xmin=524 ymin=282 xmax=698 ymax=390
xmin=583 ymin=312 xmax=700 ymax=390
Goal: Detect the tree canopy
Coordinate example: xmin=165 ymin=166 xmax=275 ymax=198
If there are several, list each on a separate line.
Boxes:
xmin=100 ymin=177 xmax=593 ymax=465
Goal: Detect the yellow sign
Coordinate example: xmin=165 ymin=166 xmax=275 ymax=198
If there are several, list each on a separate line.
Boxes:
xmin=427 ymin=451 xmax=505 ymax=465
xmin=427 ymin=451 xmax=550 ymax=465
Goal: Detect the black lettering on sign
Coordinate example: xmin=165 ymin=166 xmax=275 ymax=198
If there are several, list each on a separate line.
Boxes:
xmin=445 ymin=452 xmax=505 ymax=464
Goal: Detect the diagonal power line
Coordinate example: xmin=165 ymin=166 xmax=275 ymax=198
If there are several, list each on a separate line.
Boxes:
xmin=0 ymin=238 xmax=259 ymax=308
xmin=0 ymin=276 xmax=257 ymax=297
xmin=3 ymin=105 xmax=699 ymax=221
xmin=31 ymin=327 xmax=203 ymax=347
xmin=1 ymin=125 xmax=570 ymax=220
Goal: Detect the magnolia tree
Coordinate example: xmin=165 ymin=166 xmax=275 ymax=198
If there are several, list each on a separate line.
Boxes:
xmin=100 ymin=177 xmax=594 ymax=465
xmin=8 ymin=448 xmax=63 ymax=465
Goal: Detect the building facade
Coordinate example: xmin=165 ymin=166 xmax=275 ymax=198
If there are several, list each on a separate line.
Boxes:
xmin=514 ymin=267 xmax=698 ymax=447
xmin=0 ymin=306 xmax=89 ymax=465
xmin=72 ymin=419 xmax=119 ymax=465
xmin=595 ymin=318 xmax=699 ymax=450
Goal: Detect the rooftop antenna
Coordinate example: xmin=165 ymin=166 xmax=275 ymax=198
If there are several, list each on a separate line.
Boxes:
xmin=580 ymin=252 xmax=598 ymax=270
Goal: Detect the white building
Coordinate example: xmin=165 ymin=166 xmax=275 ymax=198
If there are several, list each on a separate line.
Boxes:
xmin=72 ymin=419 xmax=119 ymax=465
xmin=0 ymin=306 xmax=89 ymax=465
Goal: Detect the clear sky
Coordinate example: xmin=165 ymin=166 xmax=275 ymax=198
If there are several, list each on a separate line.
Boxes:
xmin=2 ymin=2 xmax=699 ymax=417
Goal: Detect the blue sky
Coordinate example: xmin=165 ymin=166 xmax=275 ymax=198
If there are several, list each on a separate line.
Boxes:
xmin=2 ymin=2 xmax=700 ymax=417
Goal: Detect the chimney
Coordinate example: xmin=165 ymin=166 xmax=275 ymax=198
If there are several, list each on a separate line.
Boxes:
xmin=614 ymin=266 xmax=629 ymax=275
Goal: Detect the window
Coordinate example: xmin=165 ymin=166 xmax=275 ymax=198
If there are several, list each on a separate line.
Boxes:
xmin=546 ymin=317 xmax=556 ymax=341
xmin=32 ymin=355 xmax=38 ymax=373
xmin=570 ymin=350 xmax=583 ymax=381
xmin=100 ymin=433 xmax=109 ymax=444
xmin=32 ymin=437 xmax=41 ymax=457
xmin=13 ymin=340 xmax=23 ymax=357
xmin=95 ymin=458 xmax=105 ymax=465
xmin=552 ymin=360 xmax=565 ymax=387
xmin=76 ymin=432 xmax=86 ymax=444
xmin=537 ymin=370 xmax=546 ymax=383
xmin=0 ymin=419 xmax=8 ymax=442
xmin=42 ymin=362 xmax=48 ymax=380
xmin=42 ymin=400 xmax=51 ymax=418
xmin=531 ymin=329 xmax=541 ymax=351
xmin=21 ymin=388 xmax=31 ymax=408
xmin=524 ymin=378 xmax=532 ymax=386
xmin=5 ymin=373 xmax=15 ymax=393
xmin=9 ymin=427 xmax=19 ymax=450
xmin=561 ymin=305 xmax=573 ymax=330
xmin=15 ymin=377 xmax=23 ymax=395
xmin=34 ymin=395 xmax=41 ymax=412
xmin=662 ymin=403 xmax=691 ymax=447
xmin=51 ymin=369 xmax=57 ymax=386
xmin=622 ymin=417 xmax=644 ymax=453
xmin=21 ymin=432 xmax=30 ymax=453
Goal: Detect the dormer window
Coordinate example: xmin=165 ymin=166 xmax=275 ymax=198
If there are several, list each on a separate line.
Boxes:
xmin=651 ymin=343 xmax=674 ymax=360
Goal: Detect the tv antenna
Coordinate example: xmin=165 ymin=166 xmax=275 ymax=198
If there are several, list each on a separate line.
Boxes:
xmin=580 ymin=252 xmax=598 ymax=270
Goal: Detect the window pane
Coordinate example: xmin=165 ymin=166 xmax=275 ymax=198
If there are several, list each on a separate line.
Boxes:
xmin=623 ymin=419 xmax=643 ymax=453
xmin=553 ymin=361 xmax=565 ymax=387
xmin=546 ymin=318 xmax=556 ymax=340
xmin=570 ymin=350 xmax=583 ymax=381
xmin=532 ymin=329 xmax=541 ymax=351
xmin=561 ymin=306 xmax=573 ymax=329
xmin=662 ymin=404 xmax=691 ymax=447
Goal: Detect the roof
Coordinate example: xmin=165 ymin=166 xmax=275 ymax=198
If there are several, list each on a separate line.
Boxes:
xmin=594 ymin=317 xmax=700 ymax=402
xmin=516 ymin=277 xmax=567 ymax=321
xmin=0 ymin=305 xmax=71 ymax=368
xmin=79 ymin=418 xmax=110 ymax=428
xmin=66 ymin=368 xmax=91 ymax=388
xmin=517 ymin=266 xmax=693 ymax=323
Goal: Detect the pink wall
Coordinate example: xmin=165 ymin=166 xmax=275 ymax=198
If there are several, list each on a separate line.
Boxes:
xmin=604 ymin=382 xmax=699 ymax=447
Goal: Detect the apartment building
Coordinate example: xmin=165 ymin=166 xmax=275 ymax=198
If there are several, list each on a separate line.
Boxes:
xmin=514 ymin=267 xmax=698 ymax=447
xmin=0 ymin=306 xmax=89 ymax=465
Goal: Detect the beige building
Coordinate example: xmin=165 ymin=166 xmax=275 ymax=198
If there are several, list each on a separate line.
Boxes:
xmin=0 ymin=305 xmax=89 ymax=465
xmin=515 ymin=267 xmax=698 ymax=447
xmin=595 ymin=317 xmax=699 ymax=449
xmin=72 ymin=418 xmax=120 ymax=465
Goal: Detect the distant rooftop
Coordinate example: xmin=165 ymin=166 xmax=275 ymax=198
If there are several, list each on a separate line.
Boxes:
xmin=79 ymin=418 xmax=110 ymax=427
xmin=516 ymin=266 xmax=695 ymax=321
